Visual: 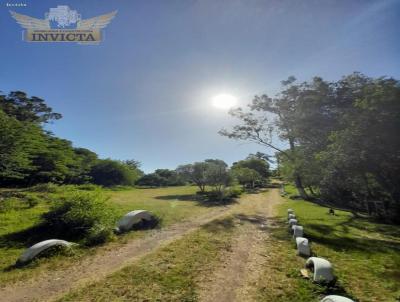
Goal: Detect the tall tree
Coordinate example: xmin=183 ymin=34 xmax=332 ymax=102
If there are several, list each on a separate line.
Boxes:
xmin=220 ymin=77 xmax=309 ymax=199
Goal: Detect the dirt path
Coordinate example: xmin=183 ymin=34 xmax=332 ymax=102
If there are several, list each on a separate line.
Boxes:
xmin=198 ymin=189 xmax=282 ymax=302
xmin=0 ymin=206 xmax=231 ymax=302
xmin=0 ymin=189 xmax=282 ymax=302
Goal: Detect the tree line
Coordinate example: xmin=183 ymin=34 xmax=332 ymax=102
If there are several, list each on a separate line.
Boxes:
xmin=0 ymin=91 xmax=143 ymax=187
xmin=0 ymin=91 xmax=270 ymax=193
xmin=221 ymin=73 xmax=400 ymax=222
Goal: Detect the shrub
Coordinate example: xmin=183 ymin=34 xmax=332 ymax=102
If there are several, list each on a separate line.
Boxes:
xmin=25 ymin=194 xmax=40 ymax=208
xmin=43 ymin=191 xmax=118 ymax=245
xmin=0 ymin=197 xmax=18 ymax=212
xmin=76 ymin=184 xmax=102 ymax=191
xmin=29 ymin=183 xmax=61 ymax=193
xmin=202 ymin=187 xmax=242 ymax=204
xmin=225 ymin=187 xmax=244 ymax=198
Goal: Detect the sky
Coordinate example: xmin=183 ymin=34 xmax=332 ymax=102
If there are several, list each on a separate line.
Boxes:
xmin=0 ymin=0 xmax=399 ymax=173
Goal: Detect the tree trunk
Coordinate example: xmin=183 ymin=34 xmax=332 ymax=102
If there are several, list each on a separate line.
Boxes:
xmin=294 ymin=174 xmax=309 ymax=200
xmin=308 ymin=186 xmax=315 ymax=196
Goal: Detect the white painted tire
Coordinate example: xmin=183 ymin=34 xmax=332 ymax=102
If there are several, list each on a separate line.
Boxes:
xmin=18 ymin=239 xmax=73 ymax=264
xmin=288 ymin=218 xmax=298 ymax=227
xmin=295 ymin=236 xmax=310 ymax=256
xmin=287 ymin=208 xmax=294 ymax=214
xmin=306 ymin=257 xmax=334 ymax=283
xmin=292 ymin=225 xmax=304 ymax=239
xmin=320 ymin=295 xmax=355 ymax=302
xmin=288 ymin=213 xmax=296 ymax=220
xmin=116 ymin=210 xmax=155 ymax=232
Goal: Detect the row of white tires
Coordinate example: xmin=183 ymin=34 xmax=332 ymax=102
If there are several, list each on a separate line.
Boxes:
xmin=287 ymin=208 xmax=354 ymax=302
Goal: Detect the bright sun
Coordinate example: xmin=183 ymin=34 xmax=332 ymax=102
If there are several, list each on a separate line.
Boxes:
xmin=212 ymin=94 xmax=238 ymax=109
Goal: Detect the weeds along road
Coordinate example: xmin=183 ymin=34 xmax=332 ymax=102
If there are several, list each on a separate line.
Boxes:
xmin=0 ymin=189 xmax=282 ymax=302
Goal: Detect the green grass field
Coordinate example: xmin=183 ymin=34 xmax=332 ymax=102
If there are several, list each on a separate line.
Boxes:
xmin=0 ymin=185 xmax=213 ymax=285
xmin=256 ymin=185 xmax=400 ymax=302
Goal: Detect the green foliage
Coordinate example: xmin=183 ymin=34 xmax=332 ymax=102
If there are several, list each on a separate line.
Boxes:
xmin=232 ymin=156 xmax=270 ymax=178
xmin=0 ymin=198 xmax=18 ymax=212
xmin=43 ymin=191 xmax=118 ymax=245
xmin=75 ymin=184 xmax=102 ymax=191
xmin=0 ymin=91 xmax=62 ymax=124
xmin=29 ymin=183 xmax=62 ymax=193
xmin=204 ymin=160 xmax=232 ymax=193
xmin=25 ymin=194 xmax=40 ymax=208
xmin=176 ymin=162 xmax=209 ymax=192
xmin=0 ymin=109 xmax=46 ymax=183
xmin=89 ymin=159 xmax=141 ymax=187
xmin=231 ymin=167 xmax=262 ymax=188
xmin=223 ymin=73 xmax=400 ymax=221
xmin=137 ymin=169 xmax=185 ymax=187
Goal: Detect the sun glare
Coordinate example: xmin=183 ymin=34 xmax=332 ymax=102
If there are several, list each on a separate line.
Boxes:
xmin=212 ymin=94 xmax=238 ymax=109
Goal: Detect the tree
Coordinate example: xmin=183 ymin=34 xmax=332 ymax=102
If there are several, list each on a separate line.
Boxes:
xmin=136 ymin=169 xmax=185 ymax=187
xmin=176 ymin=162 xmax=209 ymax=192
xmin=0 ymin=91 xmax=62 ymax=123
xmin=136 ymin=173 xmax=165 ymax=187
xmin=231 ymin=167 xmax=261 ymax=189
xmin=69 ymin=148 xmax=99 ymax=184
xmin=219 ymin=78 xmax=310 ymax=199
xmin=204 ymin=161 xmax=231 ymax=194
xmin=232 ymin=156 xmax=270 ymax=179
xmin=0 ymin=109 xmax=45 ymax=184
xmin=89 ymin=159 xmax=141 ymax=187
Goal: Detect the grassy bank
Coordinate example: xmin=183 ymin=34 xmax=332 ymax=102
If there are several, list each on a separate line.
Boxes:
xmin=256 ymin=185 xmax=400 ymax=302
xmin=0 ymin=185 xmax=214 ymax=285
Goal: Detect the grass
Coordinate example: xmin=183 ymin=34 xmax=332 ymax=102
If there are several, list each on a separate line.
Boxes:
xmin=58 ymin=216 xmax=237 ymax=302
xmin=0 ymin=185 xmax=215 ymax=285
xmin=256 ymin=184 xmax=400 ymax=302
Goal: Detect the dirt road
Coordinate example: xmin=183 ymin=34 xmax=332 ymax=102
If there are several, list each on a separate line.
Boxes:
xmin=0 ymin=189 xmax=282 ymax=302
xmin=198 ymin=189 xmax=282 ymax=302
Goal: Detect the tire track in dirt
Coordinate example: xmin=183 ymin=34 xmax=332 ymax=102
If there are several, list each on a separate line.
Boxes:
xmin=198 ymin=189 xmax=282 ymax=302
xmin=0 ymin=206 xmax=231 ymax=302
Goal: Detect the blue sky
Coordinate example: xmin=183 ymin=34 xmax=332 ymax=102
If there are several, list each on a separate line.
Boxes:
xmin=1 ymin=0 xmax=399 ymax=172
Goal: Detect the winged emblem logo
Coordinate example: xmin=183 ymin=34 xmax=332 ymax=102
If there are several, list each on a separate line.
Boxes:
xmin=10 ymin=5 xmax=117 ymax=44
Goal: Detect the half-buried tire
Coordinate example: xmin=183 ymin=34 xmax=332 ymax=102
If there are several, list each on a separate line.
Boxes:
xmin=116 ymin=210 xmax=158 ymax=233
xmin=17 ymin=239 xmax=74 ymax=265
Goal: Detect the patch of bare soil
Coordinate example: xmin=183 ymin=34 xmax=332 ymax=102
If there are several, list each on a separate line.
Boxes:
xmin=0 ymin=189 xmax=283 ymax=302
xmin=0 ymin=206 xmax=230 ymax=302
xmin=198 ymin=189 xmax=282 ymax=302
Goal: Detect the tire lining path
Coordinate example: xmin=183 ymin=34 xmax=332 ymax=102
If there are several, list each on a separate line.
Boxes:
xmin=0 ymin=189 xmax=282 ymax=302
xmin=0 ymin=206 xmax=231 ymax=302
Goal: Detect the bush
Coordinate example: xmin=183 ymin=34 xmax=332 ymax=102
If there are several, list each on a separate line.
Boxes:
xmin=43 ymin=191 xmax=118 ymax=245
xmin=0 ymin=197 xmax=18 ymax=212
xmin=201 ymin=187 xmax=242 ymax=204
xmin=76 ymin=184 xmax=102 ymax=191
xmin=25 ymin=194 xmax=40 ymax=208
xmin=225 ymin=187 xmax=244 ymax=198
xmin=29 ymin=183 xmax=61 ymax=193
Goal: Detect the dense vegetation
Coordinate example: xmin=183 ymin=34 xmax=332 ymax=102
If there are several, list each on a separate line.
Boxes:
xmin=0 ymin=91 xmax=143 ymax=187
xmin=222 ymin=73 xmax=400 ymax=222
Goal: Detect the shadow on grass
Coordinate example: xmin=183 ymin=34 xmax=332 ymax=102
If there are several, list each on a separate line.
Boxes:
xmin=270 ymin=218 xmax=400 ymax=255
xmin=201 ymin=217 xmax=236 ymax=233
xmin=154 ymin=194 xmax=198 ymax=202
xmin=234 ymin=213 xmax=267 ymax=225
xmin=154 ymin=193 xmax=238 ymax=207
